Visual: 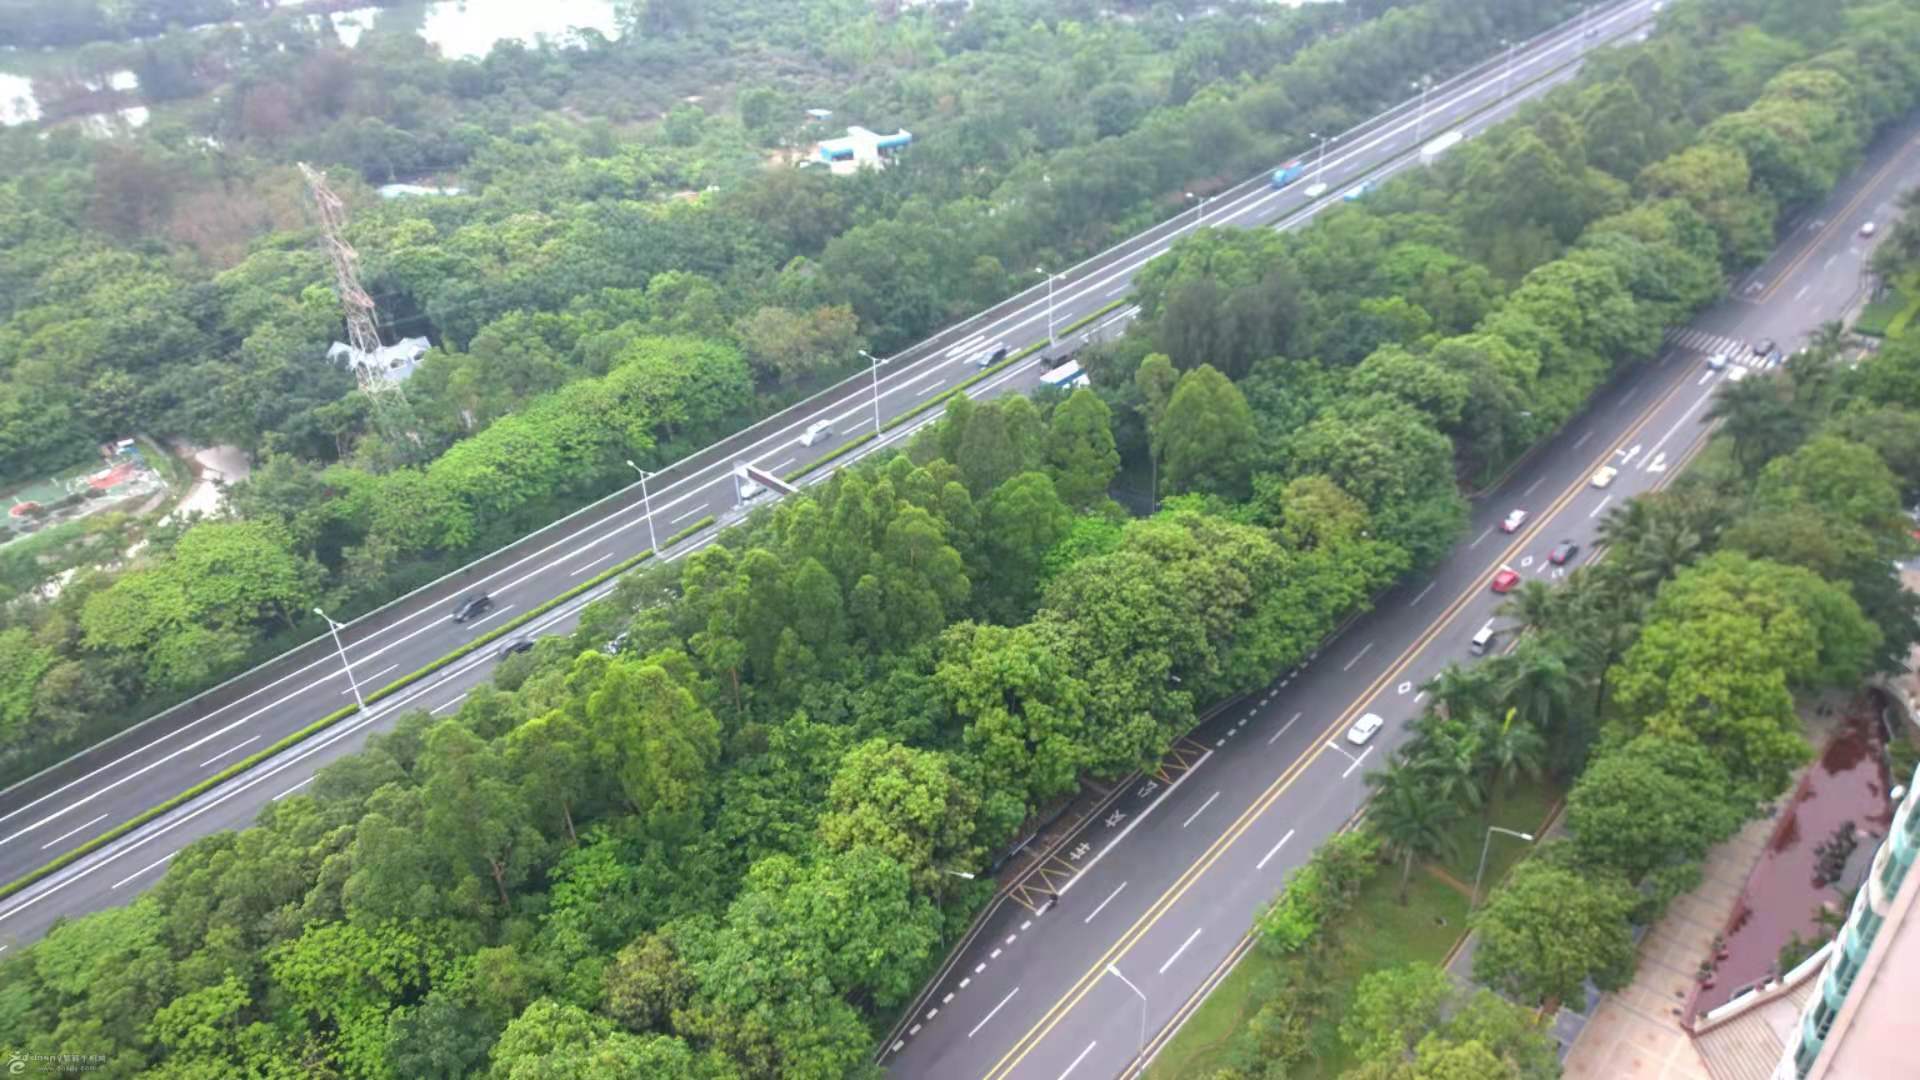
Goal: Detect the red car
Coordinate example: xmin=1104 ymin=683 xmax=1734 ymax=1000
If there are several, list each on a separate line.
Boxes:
xmin=1490 ymin=568 xmax=1521 ymax=593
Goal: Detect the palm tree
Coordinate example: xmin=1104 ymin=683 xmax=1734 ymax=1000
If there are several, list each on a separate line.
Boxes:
xmin=1471 ymin=705 xmax=1547 ymax=802
xmin=1405 ymin=721 xmax=1485 ymax=814
xmin=1422 ymin=663 xmax=1498 ymax=722
xmin=1705 ymin=375 xmax=1805 ymax=476
xmin=1366 ymin=760 xmax=1462 ymax=904
xmin=1625 ymin=516 xmax=1704 ymax=590
xmin=1497 ymin=579 xmax=1562 ymax=637
xmin=1500 ymin=639 xmax=1579 ymax=739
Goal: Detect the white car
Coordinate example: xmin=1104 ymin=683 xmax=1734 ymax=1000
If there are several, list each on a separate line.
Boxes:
xmin=1727 ymin=365 xmax=1749 ymax=383
xmin=1861 ymin=222 xmax=1877 ymax=238
xmin=1706 ymin=352 xmax=1729 ymax=371
xmin=801 ymin=420 xmax=833 ymax=447
xmin=1346 ymin=712 xmax=1386 ymax=746
xmin=1303 ymin=181 xmax=1330 ymax=199
xmin=1591 ymin=466 xmax=1618 ymax=489
xmin=1500 ymin=508 xmax=1528 ymax=534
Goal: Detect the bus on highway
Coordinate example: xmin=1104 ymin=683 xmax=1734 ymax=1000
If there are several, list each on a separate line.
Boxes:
xmin=1039 ymin=360 xmax=1089 ymax=389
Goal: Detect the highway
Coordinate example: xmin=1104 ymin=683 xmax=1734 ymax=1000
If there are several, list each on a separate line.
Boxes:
xmin=878 ymin=110 xmax=1920 ymax=1080
xmin=0 ymin=0 xmax=1662 ymax=949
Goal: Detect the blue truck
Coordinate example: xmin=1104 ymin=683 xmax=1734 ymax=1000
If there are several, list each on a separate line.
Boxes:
xmin=1271 ymin=159 xmax=1307 ymax=189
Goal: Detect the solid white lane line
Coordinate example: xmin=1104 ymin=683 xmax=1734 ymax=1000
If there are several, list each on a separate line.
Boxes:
xmin=1058 ymin=1041 xmax=1098 ymax=1080
xmin=1342 ymin=642 xmax=1374 ymax=672
xmin=1269 ymin=712 xmax=1302 ymax=746
xmin=1256 ymin=828 xmax=1297 ymax=871
xmin=571 ymin=552 xmax=615 ymax=575
xmin=41 ymin=813 xmax=107 ymax=851
xmin=199 ymin=736 xmax=259 ymax=768
xmin=3 ymin=572 xmax=633 ymax=923
xmin=1085 ymin=882 xmax=1127 ymax=924
xmin=1642 ymin=390 xmax=1714 ymax=460
xmin=110 ymin=851 xmax=175 ymax=890
xmin=1342 ymin=744 xmax=1375 ymax=779
xmin=969 ymin=988 xmax=1020 ymax=1038
xmin=0 ymin=2 xmax=1645 ymax=872
xmin=1588 ymin=495 xmax=1613 ymax=519
xmin=1181 ymin=792 xmax=1221 ymax=829
xmin=1054 ymin=748 xmax=1213 ymax=897
xmin=431 ymin=693 xmax=469 ymax=716
xmin=1159 ymin=927 xmax=1201 ymax=974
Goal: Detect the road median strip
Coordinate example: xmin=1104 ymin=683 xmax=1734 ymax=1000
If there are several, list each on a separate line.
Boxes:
xmin=0 ymin=516 xmax=717 ymax=907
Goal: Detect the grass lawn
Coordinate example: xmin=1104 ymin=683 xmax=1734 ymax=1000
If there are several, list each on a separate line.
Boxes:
xmin=1855 ymin=288 xmax=1913 ymax=339
xmin=1147 ymin=776 xmax=1562 ymax=1080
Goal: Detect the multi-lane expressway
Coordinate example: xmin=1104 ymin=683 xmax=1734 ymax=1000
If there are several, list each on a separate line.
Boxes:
xmin=0 ymin=0 xmax=1664 ymax=950
xmin=879 ymin=109 xmax=1920 ymax=1080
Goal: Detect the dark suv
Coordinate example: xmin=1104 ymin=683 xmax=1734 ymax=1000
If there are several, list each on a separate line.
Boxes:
xmin=453 ymin=593 xmax=493 ymax=623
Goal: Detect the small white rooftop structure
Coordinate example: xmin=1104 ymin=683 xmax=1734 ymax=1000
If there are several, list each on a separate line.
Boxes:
xmin=377 ymin=183 xmax=463 ymax=199
xmin=327 ymin=336 xmax=431 ymax=384
xmin=805 ymin=108 xmax=834 ymax=121
xmin=816 ymin=125 xmax=912 ymax=174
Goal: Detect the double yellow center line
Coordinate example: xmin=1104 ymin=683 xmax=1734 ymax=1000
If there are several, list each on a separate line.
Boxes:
xmin=979 ymin=353 xmax=1706 ymax=1080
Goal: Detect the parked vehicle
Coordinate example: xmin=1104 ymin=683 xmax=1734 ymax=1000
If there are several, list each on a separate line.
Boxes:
xmin=453 ymin=593 xmax=493 ymax=623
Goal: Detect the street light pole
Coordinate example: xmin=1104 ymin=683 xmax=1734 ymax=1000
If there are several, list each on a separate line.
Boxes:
xmin=1035 ymin=267 xmax=1056 ymax=344
xmin=1471 ymin=826 xmax=1537 ymax=910
xmin=1185 ymin=191 xmax=1209 ymax=227
xmin=859 ymin=349 xmax=887 ymax=433
xmin=624 ymin=460 xmax=659 ymax=555
xmin=1312 ymin=132 xmax=1335 ymax=182
xmin=1105 ymin=963 xmax=1148 ymax=1058
xmin=315 ymin=607 xmax=365 ymax=711
xmin=1413 ymin=78 xmax=1432 ymax=139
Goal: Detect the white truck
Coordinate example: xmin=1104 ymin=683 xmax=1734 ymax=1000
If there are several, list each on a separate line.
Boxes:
xmin=1419 ymin=130 xmax=1465 ymax=166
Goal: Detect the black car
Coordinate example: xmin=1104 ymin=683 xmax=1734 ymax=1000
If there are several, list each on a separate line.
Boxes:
xmin=496 ymin=637 xmax=534 ymax=660
xmin=1752 ymin=338 xmax=1775 ymax=356
xmin=990 ymin=344 xmax=1009 ymax=364
xmin=1548 ymin=540 xmax=1581 ymax=566
xmin=452 ymin=593 xmax=493 ymax=623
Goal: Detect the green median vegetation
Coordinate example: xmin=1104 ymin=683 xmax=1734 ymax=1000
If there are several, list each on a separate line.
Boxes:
xmin=1149 ymin=777 xmax=1562 ymax=1079
xmin=11 ymin=2 xmax=1920 ymax=1077
xmin=0 ymin=514 xmax=717 ymax=906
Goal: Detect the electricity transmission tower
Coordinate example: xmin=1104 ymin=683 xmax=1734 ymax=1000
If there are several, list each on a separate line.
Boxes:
xmin=299 ymin=162 xmax=417 ymax=450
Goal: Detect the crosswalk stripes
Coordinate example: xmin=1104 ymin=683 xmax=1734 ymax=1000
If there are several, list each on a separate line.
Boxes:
xmin=1662 ymin=327 xmax=1781 ymax=369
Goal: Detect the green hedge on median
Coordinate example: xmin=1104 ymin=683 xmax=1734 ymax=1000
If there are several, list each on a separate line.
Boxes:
xmin=0 ymin=515 xmax=719 ymax=906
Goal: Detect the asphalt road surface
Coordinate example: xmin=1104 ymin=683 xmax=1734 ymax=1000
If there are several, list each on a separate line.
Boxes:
xmin=0 ymin=0 xmax=1667 ymax=951
xmin=877 ymin=112 xmax=1920 ymax=1080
